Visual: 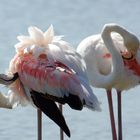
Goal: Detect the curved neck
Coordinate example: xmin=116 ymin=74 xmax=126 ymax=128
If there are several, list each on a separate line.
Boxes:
xmin=103 ymin=24 xmax=139 ymax=55
xmin=103 ymin=24 xmax=130 ymax=41
xmin=97 ymin=24 xmax=126 ymax=89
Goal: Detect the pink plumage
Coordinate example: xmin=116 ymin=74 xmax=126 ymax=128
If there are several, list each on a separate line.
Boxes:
xmin=3 ymin=25 xmax=101 ymax=137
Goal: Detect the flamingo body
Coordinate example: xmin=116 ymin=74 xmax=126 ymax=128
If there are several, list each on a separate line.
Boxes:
xmin=10 ymin=52 xmax=98 ymax=110
xmin=77 ymin=32 xmax=140 ymax=91
xmin=8 ymin=26 xmax=100 ymax=111
xmin=0 ymin=25 xmax=101 ymax=137
xmin=77 ymin=23 xmax=140 ymax=140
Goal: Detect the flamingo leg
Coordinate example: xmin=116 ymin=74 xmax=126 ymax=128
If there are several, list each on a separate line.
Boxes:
xmin=37 ymin=109 xmax=42 ymax=140
xmin=117 ymin=90 xmax=122 ymax=140
xmin=59 ymin=104 xmax=64 ymax=140
xmin=107 ymin=90 xmax=117 ymax=140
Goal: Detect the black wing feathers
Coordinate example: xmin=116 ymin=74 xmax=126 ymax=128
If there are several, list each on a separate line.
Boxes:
xmin=35 ymin=92 xmax=83 ymax=111
xmin=30 ymin=91 xmax=70 ymax=137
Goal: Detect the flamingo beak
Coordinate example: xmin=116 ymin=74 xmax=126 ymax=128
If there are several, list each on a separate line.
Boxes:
xmin=0 ymin=73 xmax=18 ymax=85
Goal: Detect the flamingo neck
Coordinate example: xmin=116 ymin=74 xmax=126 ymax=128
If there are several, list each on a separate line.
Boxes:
xmin=100 ymin=24 xmax=125 ymax=88
xmin=105 ymin=24 xmax=139 ymax=56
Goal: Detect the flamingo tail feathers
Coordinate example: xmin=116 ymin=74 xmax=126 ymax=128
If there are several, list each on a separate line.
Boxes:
xmin=63 ymin=94 xmax=83 ymax=110
xmin=37 ymin=93 xmax=83 ymax=110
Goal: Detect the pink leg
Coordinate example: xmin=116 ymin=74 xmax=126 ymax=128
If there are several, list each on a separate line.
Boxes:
xmin=59 ymin=104 xmax=64 ymax=140
xmin=107 ymin=90 xmax=117 ymax=140
xmin=37 ymin=109 xmax=42 ymax=140
xmin=117 ymin=90 xmax=122 ymax=140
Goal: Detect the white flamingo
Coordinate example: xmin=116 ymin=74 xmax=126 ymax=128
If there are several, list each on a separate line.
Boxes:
xmin=0 ymin=25 xmax=101 ymax=139
xmin=77 ymin=23 xmax=140 ymax=140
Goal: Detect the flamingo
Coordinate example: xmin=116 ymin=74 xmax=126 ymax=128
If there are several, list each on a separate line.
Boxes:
xmin=0 ymin=25 xmax=101 ymax=139
xmin=77 ymin=23 xmax=140 ymax=140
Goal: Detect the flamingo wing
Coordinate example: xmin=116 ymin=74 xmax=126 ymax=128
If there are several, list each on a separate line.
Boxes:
xmin=17 ymin=55 xmax=85 ymax=110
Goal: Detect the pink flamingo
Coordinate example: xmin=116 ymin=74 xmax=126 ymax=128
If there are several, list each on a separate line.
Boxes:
xmin=77 ymin=23 xmax=140 ymax=140
xmin=0 ymin=25 xmax=101 ymax=139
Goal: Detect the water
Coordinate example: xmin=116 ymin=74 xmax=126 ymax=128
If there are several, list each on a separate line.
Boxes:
xmin=0 ymin=0 xmax=140 ymax=139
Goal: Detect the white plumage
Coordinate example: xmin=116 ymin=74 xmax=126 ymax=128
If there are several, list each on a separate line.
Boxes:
xmin=77 ymin=24 xmax=140 ymax=90
xmin=77 ymin=23 xmax=140 ymax=140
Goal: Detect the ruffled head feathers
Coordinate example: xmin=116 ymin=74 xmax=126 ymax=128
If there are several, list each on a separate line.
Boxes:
xmin=15 ymin=25 xmax=63 ymax=54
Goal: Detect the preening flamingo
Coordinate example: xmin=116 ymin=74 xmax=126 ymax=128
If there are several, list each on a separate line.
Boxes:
xmin=77 ymin=23 xmax=140 ymax=140
xmin=0 ymin=25 xmax=101 ymax=138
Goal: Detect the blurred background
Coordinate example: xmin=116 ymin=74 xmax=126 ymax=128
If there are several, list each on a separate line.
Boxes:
xmin=0 ymin=0 xmax=140 ymax=139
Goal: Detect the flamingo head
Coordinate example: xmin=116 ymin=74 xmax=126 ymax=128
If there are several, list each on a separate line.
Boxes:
xmin=124 ymin=33 xmax=140 ymax=58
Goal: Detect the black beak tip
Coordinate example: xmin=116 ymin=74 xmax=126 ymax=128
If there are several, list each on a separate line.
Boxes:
xmin=14 ymin=72 xmax=19 ymax=78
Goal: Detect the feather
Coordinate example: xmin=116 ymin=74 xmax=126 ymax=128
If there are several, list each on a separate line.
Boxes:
xmin=30 ymin=90 xmax=70 ymax=137
xmin=44 ymin=25 xmax=54 ymax=44
xmin=28 ymin=26 xmax=44 ymax=46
